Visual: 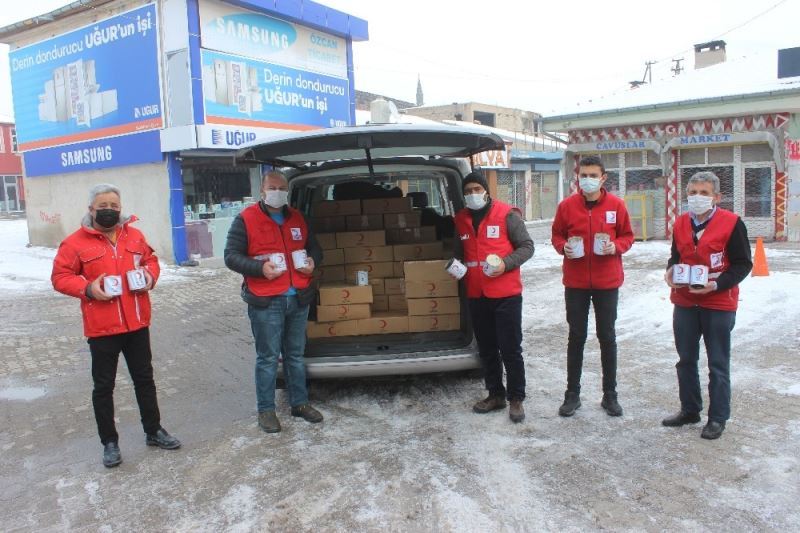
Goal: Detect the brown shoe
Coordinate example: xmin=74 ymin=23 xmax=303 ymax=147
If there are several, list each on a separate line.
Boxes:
xmin=473 ymin=395 xmax=507 ymax=414
xmin=258 ymin=411 xmax=281 ymax=433
xmin=509 ymin=399 xmax=525 ymax=423
xmin=291 ymin=404 xmax=324 ymax=423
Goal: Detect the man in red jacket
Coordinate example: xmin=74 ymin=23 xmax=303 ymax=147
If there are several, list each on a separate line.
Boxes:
xmin=663 ymin=171 xmax=752 ymax=440
xmin=52 ymin=184 xmax=180 ymax=468
xmin=453 ymin=172 xmax=534 ymax=423
xmin=551 ymin=155 xmax=634 ymax=418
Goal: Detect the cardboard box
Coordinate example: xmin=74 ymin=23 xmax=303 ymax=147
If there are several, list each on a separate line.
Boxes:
xmin=316 ymin=303 xmax=371 ymax=322
xmin=371 ymin=294 xmax=389 ymax=312
xmin=336 ymin=230 xmax=386 ymax=249
xmin=362 ymin=197 xmax=412 ymax=214
xmin=384 ymin=278 xmax=405 ymax=295
xmin=386 ymin=226 xmax=437 ymax=244
xmin=345 ymin=262 xmax=394 ymax=282
xmin=316 ymin=233 xmax=338 ymax=250
xmin=407 ymin=297 xmax=460 ymax=316
xmin=404 ymin=260 xmax=451 ymax=282
xmin=358 ymin=312 xmax=410 ymax=335
xmin=344 ymin=245 xmax=394 ymax=264
xmin=388 ymin=294 xmax=408 ymax=312
xmin=346 ymin=214 xmax=384 ymax=231
xmin=408 ymin=314 xmax=460 ymax=332
xmin=311 ymin=216 xmax=346 ymax=233
xmin=393 ymin=242 xmax=443 ymax=262
xmin=405 ymin=279 xmax=458 ymax=299
xmin=383 ymin=212 xmax=421 ymax=230
xmin=313 ymin=199 xmax=361 ymax=217
xmin=368 ymin=278 xmax=385 ymax=296
xmin=307 ymin=319 xmax=360 ymax=338
xmin=393 ymin=261 xmax=405 ymax=277
xmin=318 ymin=283 xmax=373 ymax=305
xmin=322 ymin=248 xmax=345 ymax=266
xmin=317 ymin=265 xmax=345 ymax=282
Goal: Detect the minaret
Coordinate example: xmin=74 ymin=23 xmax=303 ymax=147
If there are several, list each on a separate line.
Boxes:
xmin=416 ymin=75 xmax=424 ymax=106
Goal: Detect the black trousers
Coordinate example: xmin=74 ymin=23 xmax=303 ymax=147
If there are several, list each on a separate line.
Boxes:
xmin=469 ymin=295 xmax=526 ymax=401
xmin=88 ymin=327 xmax=161 ymax=444
xmin=565 ymin=287 xmax=619 ymax=394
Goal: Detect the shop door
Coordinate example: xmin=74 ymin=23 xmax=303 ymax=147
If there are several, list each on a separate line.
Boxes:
xmin=2 ymin=176 xmax=18 ymax=212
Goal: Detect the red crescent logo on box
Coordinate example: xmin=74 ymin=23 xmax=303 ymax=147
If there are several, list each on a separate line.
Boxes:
xmin=428 ymin=282 xmax=436 ymax=292
xmin=366 ymin=248 xmax=373 ymax=258
xmin=430 ymin=300 xmax=438 ymax=310
xmin=339 ymin=305 xmax=348 ymax=316
xmin=328 ymin=325 xmax=336 ymax=335
xmin=380 ymin=320 xmax=387 ymax=330
xmin=357 ymin=233 xmax=364 ymax=244
xmin=432 ymin=317 xmax=439 ymax=327
xmin=414 ymin=246 xmax=422 ymax=257
xmin=342 ymin=289 xmax=350 ymax=299
xmin=366 ymin=265 xmax=374 ymax=272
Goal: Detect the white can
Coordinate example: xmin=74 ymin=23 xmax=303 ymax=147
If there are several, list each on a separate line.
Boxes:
xmin=483 ymin=254 xmax=503 ymax=276
xmin=126 ymin=269 xmax=147 ymax=290
xmin=268 ymin=252 xmax=287 ymax=272
xmin=103 ymin=275 xmax=123 ymax=296
xmin=672 ymin=263 xmax=691 ymax=285
xmin=690 ymin=265 xmax=709 ymax=288
xmin=445 ymin=258 xmax=468 ymax=280
xmin=291 ymin=249 xmax=308 ymax=269
xmin=568 ymin=236 xmax=585 ymax=259
xmin=356 ymin=270 xmax=369 ymax=286
xmin=593 ymin=233 xmax=610 ymax=255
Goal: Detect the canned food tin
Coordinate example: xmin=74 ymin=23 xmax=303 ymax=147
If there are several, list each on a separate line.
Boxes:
xmin=291 ymin=249 xmax=308 ymax=269
xmin=269 ymin=252 xmax=287 ymax=272
xmin=672 ymin=263 xmax=691 ymax=285
xmin=483 ymin=254 xmax=503 ymax=276
xmin=126 ymin=269 xmax=147 ymax=290
xmin=445 ymin=257 xmax=468 ymax=280
xmin=593 ymin=233 xmax=610 ymax=255
xmin=690 ymin=265 xmax=709 ymax=288
xmin=103 ymin=275 xmax=123 ymax=296
xmin=568 ymin=236 xmax=585 ymax=258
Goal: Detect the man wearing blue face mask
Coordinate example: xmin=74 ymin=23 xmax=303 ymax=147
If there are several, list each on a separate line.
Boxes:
xmin=551 ymin=155 xmax=634 ymax=419
xmin=225 ymin=170 xmax=324 ymax=433
xmin=662 ymin=171 xmax=751 ymax=440
xmin=453 ymin=172 xmax=534 ymax=423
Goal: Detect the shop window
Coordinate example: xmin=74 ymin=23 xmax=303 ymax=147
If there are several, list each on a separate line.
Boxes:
xmin=680 ymin=166 xmax=734 ymax=212
xmin=741 ymin=143 xmax=773 ymax=163
xmin=645 ymin=150 xmax=660 ymax=166
xmin=604 ymin=170 xmax=620 ymax=195
xmin=496 ymin=170 xmax=526 ymax=214
xmin=744 ymin=167 xmax=772 ymax=217
xmin=626 ymin=169 xmax=663 ymax=191
xmin=708 ymin=146 xmax=733 ymax=164
xmin=10 ymin=128 xmax=17 ymax=152
xmin=600 ymin=153 xmax=620 ymax=171
xmin=680 ymin=148 xmax=705 ymax=165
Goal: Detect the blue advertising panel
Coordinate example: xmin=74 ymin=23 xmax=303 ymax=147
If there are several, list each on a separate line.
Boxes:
xmin=9 ymin=4 xmax=163 ymax=152
xmin=201 ymin=49 xmax=350 ymax=130
xmin=23 ymin=130 xmax=163 ymax=177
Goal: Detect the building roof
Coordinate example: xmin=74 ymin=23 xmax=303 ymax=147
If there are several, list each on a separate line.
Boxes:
xmin=543 ymin=50 xmax=800 ymax=124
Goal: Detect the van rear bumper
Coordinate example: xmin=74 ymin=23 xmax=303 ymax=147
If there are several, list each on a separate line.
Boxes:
xmin=300 ymin=352 xmax=481 ymax=379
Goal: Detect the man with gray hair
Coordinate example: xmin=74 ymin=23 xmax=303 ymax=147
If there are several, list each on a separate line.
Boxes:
xmin=52 ymin=184 xmax=180 ymax=467
xmin=663 ymin=171 xmax=752 ymax=439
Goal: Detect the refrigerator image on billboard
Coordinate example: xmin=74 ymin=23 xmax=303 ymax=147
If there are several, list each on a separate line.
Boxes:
xmin=37 ymin=59 xmax=118 ymax=128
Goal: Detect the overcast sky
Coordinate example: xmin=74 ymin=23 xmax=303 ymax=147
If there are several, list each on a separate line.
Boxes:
xmin=1 ymin=0 xmax=798 ymax=120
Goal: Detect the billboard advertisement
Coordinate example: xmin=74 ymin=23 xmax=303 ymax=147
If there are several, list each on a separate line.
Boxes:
xmin=198 ymin=0 xmax=347 ymax=78
xmin=9 ymin=4 xmax=163 ymax=152
xmin=201 ymin=49 xmax=350 ymax=130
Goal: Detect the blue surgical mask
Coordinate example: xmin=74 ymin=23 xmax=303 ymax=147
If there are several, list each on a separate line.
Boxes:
xmin=464 ymin=193 xmax=487 ymax=210
xmin=579 ymin=177 xmax=601 ymax=194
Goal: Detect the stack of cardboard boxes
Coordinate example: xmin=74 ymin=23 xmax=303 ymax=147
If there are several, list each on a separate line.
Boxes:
xmin=307 ymin=197 xmax=460 ymax=338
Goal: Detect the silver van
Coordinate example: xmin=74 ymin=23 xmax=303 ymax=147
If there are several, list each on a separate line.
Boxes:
xmin=236 ymin=123 xmax=506 ymax=378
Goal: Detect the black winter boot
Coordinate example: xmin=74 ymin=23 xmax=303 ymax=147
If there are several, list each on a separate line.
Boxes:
xmin=558 ymin=391 xmax=581 ymax=417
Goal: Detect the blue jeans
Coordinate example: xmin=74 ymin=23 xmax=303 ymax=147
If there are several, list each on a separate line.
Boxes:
xmin=673 ymin=305 xmax=736 ymax=422
xmin=248 ymin=296 xmax=310 ymax=412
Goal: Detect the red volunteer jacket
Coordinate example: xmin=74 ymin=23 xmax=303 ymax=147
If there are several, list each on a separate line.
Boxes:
xmin=240 ymin=203 xmax=312 ymax=296
xmin=670 ymin=208 xmax=740 ymax=311
xmin=454 ymin=200 xmax=522 ymax=298
xmin=51 ymin=215 xmax=160 ymax=338
xmin=551 ymin=189 xmax=634 ymax=289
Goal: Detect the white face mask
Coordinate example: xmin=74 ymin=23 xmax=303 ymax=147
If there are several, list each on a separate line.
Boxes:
xmin=464 ymin=193 xmax=487 ymax=210
xmin=263 ymin=190 xmax=289 ymax=209
xmin=579 ymin=177 xmax=602 ymax=194
xmin=687 ymin=194 xmax=714 ymax=215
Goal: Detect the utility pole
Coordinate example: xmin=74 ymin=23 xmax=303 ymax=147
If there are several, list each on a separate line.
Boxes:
xmin=671 ymin=58 xmax=684 ymax=76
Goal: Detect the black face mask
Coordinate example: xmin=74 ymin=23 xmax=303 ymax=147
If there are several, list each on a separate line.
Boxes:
xmin=94 ymin=209 xmax=120 ymax=229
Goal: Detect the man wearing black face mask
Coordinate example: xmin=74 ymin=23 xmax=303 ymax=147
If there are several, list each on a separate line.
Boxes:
xmin=52 ymin=184 xmax=180 ymax=468
xmin=452 ymin=172 xmax=534 ymax=423
xmin=225 ymin=170 xmax=324 ymax=433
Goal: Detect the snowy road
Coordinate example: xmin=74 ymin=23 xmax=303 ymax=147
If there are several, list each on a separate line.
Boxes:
xmin=1 ymin=219 xmax=798 ymax=532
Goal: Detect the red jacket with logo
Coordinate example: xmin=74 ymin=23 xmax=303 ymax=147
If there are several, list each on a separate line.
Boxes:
xmin=454 ymin=200 xmax=522 ymax=298
xmin=51 ymin=215 xmax=160 ymax=338
xmin=551 ymin=189 xmax=634 ymax=290
xmin=240 ymin=203 xmax=312 ymax=297
xmin=670 ymin=208 xmax=740 ymax=311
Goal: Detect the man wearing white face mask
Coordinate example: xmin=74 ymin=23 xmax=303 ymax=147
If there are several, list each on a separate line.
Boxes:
xmin=662 ymin=171 xmax=751 ymax=440
xmin=453 ymin=172 xmax=534 ymax=423
xmin=225 ymin=170 xmax=324 ymax=433
xmin=551 ymin=155 xmax=634 ymax=419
